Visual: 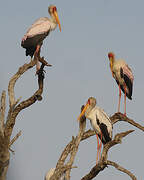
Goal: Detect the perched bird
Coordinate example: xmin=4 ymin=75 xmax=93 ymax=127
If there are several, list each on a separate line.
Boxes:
xmin=45 ymin=168 xmax=66 ymax=180
xmin=21 ymin=5 xmax=61 ymax=72
xmin=77 ymin=97 xmax=112 ymax=164
xmin=108 ymin=52 xmax=134 ymax=115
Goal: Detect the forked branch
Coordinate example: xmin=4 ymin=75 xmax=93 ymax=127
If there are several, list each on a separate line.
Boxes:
xmin=107 ymin=160 xmax=137 ymax=180
xmin=8 ymin=58 xmax=37 ymax=108
xmin=50 ymin=107 xmax=86 ymax=180
xmin=9 ymin=130 xmax=22 ymax=147
xmin=111 ymin=112 xmax=144 ymax=131
xmin=0 ymin=56 xmax=50 ymax=180
xmin=5 ymin=58 xmax=46 ymax=142
xmin=49 ymin=110 xmax=143 ymax=180
xmin=81 ymin=130 xmax=135 ymax=180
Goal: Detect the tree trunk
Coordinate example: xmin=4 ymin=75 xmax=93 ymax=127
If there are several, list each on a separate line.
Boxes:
xmin=0 ymin=143 xmax=10 ymax=180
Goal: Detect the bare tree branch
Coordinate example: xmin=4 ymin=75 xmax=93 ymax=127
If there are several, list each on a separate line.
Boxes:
xmin=14 ymin=96 xmax=22 ymax=107
xmin=81 ymin=112 xmax=144 ymax=142
xmin=8 ymin=58 xmax=37 ymax=108
xmin=48 ymin=104 xmax=144 ymax=180
xmin=111 ymin=112 xmax=144 ymax=131
xmin=64 ymin=118 xmax=86 ymax=179
xmin=0 ymin=59 xmax=47 ymax=180
xmin=4 ymin=60 xmax=45 ymax=141
xmin=50 ymin=107 xmax=86 ymax=180
xmin=81 ymin=129 xmax=95 ymax=141
xmin=9 ymin=130 xmax=22 ymax=147
xmin=55 ymin=129 xmax=95 ymax=172
xmin=0 ymin=53 xmax=50 ymax=180
xmin=39 ymin=56 xmax=52 ymax=67
xmin=49 ymin=103 xmax=142 ymax=180
xmin=107 ymin=160 xmax=137 ymax=180
xmin=81 ymin=130 xmax=135 ymax=180
xmin=50 ymin=129 xmax=94 ymax=180
xmin=0 ymin=91 xmax=6 ymax=137
xmin=81 ymin=162 xmax=107 ymax=180
xmin=9 ymin=148 xmax=15 ymax=154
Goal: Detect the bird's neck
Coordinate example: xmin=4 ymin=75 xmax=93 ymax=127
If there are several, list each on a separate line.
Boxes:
xmin=49 ymin=15 xmax=57 ymax=30
xmin=85 ymin=106 xmax=94 ymax=118
xmin=50 ymin=14 xmax=57 ymax=23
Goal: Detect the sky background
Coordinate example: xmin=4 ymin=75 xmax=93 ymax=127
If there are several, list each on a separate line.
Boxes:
xmin=1 ymin=0 xmax=144 ymax=179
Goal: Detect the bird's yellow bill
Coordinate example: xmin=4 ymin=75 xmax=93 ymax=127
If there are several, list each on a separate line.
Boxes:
xmin=77 ymin=103 xmax=89 ymax=121
xmin=54 ymin=11 xmax=61 ymax=32
xmin=110 ymin=60 xmax=114 ymax=77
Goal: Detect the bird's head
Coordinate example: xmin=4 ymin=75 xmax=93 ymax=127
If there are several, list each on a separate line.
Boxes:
xmin=77 ymin=97 xmax=96 ymax=121
xmin=48 ymin=5 xmax=61 ymax=32
xmin=108 ymin=52 xmax=115 ymax=75
xmin=108 ymin=52 xmax=115 ymax=60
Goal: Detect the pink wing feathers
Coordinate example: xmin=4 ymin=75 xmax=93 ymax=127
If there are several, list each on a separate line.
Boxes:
xmin=121 ymin=64 xmax=134 ymax=99
xmin=123 ymin=64 xmax=134 ymax=83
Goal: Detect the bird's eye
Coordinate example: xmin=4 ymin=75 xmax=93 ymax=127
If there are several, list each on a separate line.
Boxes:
xmin=87 ymin=99 xmax=90 ymax=105
xmin=53 ymin=7 xmax=57 ymax=13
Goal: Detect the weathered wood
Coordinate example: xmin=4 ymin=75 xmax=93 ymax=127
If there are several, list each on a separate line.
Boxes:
xmin=49 ymin=111 xmax=143 ymax=180
xmin=0 ymin=56 xmax=48 ymax=180
xmin=81 ymin=130 xmax=135 ymax=180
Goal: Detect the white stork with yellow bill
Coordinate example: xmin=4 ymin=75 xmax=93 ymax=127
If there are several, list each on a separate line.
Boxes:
xmin=78 ymin=97 xmax=112 ymax=164
xmin=21 ymin=5 xmax=61 ymax=73
xmin=108 ymin=52 xmax=134 ymax=115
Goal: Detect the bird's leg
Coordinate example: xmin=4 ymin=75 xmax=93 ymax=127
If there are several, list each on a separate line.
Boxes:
xmin=124 ymin=84 xmax=127 ymax=116
xmin=34 ymin=45 xmax=41 ymax=74
xmin=96 ymin=134 xmax=100 ymax=165
xmin=118 ymin=84 xmax=121 ymax=112
xmin=36 ymin=60 xmax=41 ymax=74
xmin=35 ymin=44 xmax=41 ymax=55
xmin=99 ymin=131 xmax=102 ymax=160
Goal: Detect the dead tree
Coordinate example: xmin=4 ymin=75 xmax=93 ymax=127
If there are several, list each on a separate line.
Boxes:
xmin=0 ymin=55 xmax=51 ymax=180
xmin=49 ymin=112 xmax=144 ymax=180
xmin=0 ymin=56 xmax=143 ymax=180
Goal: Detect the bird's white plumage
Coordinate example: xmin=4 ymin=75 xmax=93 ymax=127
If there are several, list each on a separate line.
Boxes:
xmin=24 ymin=17 xmax=56 ymax=39
xmin=113 ymin=59 xmax=126 ymax=85
xmin=86 ymin=106 xmax=112 ymax=139
xmin=113 ymin=59 xmax=134 ymax=86
xmin=111 ymin=58 xmax=134 ymax=97
xmin=78 ymin=97 xmax=112 ymax=164
xmin=108 ymin=52 xmax=134 ymax=114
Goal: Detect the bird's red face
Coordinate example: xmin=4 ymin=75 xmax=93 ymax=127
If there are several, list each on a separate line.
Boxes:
xmin=87 ymin=99 xmax=90 ymax=105
xmin=108 ymin=52 xmax=114 ymax=59
xmin=77 ymin=97 xmax=96 ymax=121
xmin=52 ymin=6 xmax=57 ymax=13
xmin=108 ymin=52 xmax=114 ymax=76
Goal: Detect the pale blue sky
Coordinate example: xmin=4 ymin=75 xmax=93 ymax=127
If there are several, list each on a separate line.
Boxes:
xmin=1 ymin=0 xmax=144 ymax=179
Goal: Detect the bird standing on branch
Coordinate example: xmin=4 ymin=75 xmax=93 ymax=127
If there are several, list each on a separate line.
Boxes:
xmin=108 ymin=52 xmax=134 ymax=116
xmin=21 ymin=5 xmax=61 ymax=73
xmin=77 ymin=97 xmax=112 ymax=164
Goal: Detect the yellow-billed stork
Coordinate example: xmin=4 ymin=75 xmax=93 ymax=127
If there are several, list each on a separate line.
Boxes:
xmin=77 ymin=97 xmax=112 ymax=164
xmin=21 ymin=5 xmax=61 ymax=72
xmin=108 ymin=52 xmax=134 ymax=116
